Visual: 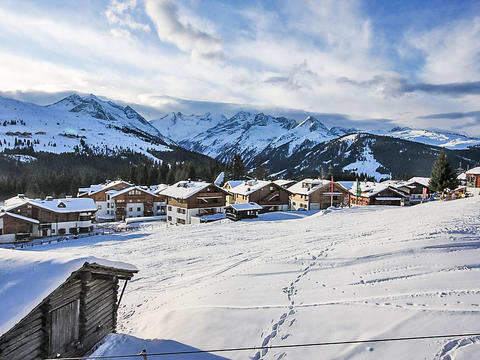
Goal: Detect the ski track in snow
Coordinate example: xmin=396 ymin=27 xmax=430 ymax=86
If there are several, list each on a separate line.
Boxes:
xmin=18 ymin=197 xmax=480 ymax=360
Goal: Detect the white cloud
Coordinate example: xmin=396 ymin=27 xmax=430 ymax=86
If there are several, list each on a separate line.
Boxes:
xmin=144 ymin=0 xmax=222 ymax=61
xmin=407 ymin=17 xmax=480 ymax=83
xmin=105 ymin=0 xmax=151 ymax=32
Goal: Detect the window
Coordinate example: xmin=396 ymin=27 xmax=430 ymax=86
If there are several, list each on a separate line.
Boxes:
xmin=128 ymin=207 xmax=133 ymax=212
xmin=137 ymin=207 xmax=141 ymax=212
xmin=167 ymin=216 xmax=172 ymax=221
xmin=58 ymin=228 xmax=66 ymax=235
xmin=176 ymin=218 xmax=185 ymax=224
xmin=97 ymin=205 xmax=102 ymax=210
xmin=52 ymin=229 xmax=55 ymax=234
xmin=107 ymin=203 xmax=110 ymax=208
xmin=168 ymin=206 xmax=172 ymax=211
xmin=157 ymin=206 xmax=160 ymax=210
xmin=177 ymin=208 xmax=186 ymax=214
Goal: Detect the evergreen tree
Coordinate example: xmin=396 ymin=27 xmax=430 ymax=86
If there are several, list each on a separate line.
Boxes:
xmin=429 ymin=149 xmax=458 ymax=191
xmin=148 ymin=166 xmax=159 ymax=185
xmin=229 ymin=154 xmax=246 ymax=179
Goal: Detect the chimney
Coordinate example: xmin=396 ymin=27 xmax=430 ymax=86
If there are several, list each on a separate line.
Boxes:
xmin=45 ymin=196 xmax=53 ymax=201
xmin=18 ymin=194 xmax=25 ymax=199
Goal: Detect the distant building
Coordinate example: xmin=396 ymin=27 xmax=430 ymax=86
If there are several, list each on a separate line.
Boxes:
xmin=162 ymin=181 xmax=227 ymax=225
xmin=0 ymin=195 xmax=97 ymax=242
xmin=466 ymin=167 xmax=480 ymax=188
xmin=0 ymin=250 xmax=137 ymax=360
xmin=225 ymin=202 xmax=263 ymax=221
xmin=350 ymin=182 xmax=409 ymax=206
xmin=288 ymin=179 xmax=350 ymax=210
xmin=227 ymin=180 xmax=290 ymax=211
xmin=78 ymin=181 xmax=165 ymax=221
xmin=381 ymin=177 xmax=432 ymax=204
xmin=78 ymin=180 xmax=132 ymax=221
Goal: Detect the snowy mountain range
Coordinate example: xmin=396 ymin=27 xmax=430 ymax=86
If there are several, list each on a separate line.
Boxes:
xmin=0 ymin=94 xmax=174 ymax=161
xmin=1 ymin=93 xmax=479 ymax=179
xmin=149 ymin=109 xmax=480 ymax=178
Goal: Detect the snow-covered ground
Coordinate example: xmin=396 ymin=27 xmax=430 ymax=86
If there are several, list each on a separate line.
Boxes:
xmin=18 ymin=198 xmax=480 ymax=359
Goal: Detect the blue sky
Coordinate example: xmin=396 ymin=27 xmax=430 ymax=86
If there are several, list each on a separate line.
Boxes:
xmin=1 ymin=0 xmax=480 ymax=134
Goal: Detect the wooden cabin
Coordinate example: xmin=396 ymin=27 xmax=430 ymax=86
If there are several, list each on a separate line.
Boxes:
xmin=162 ymin=181 xmax=228 ymax=225
xmin=288 ymin=179 xmax=351 ymax=210
xmin=350 ymin=182 xmax=409 ymax=206
xmin=0 ymin=212 xmax=40 ymax=243
xmin=225 ymin=202 xmax=263 ymax=221
xmin=228 ymin=180 xmax=290 ymax=211
xmin=0 ymin=252 xmax=137 ymax=360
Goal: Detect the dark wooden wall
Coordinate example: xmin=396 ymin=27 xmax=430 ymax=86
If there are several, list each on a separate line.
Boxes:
xmin=0 ymin=270 xmax=120 ymax=360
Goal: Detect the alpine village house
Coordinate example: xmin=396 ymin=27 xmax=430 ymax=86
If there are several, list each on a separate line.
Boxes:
xmin=225 ymin=180 xmax=291 ymax=211
xmin=162 ymin=181 xmax=228 ymax=225
xmin=287 ymin=179 xmax=350 ymax=210
xmin=0 ymin=195 xmax=97 ymax=243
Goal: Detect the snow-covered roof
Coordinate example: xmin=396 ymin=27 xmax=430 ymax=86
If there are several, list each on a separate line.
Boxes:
xmin=153 ymin=184 xmax=169 ymax=194
xmin=0 ymin=195 xmax=29 ymax=212
xmin=223 ymin=180 xmax=244 ymax=189
xmin=228 ymin=180 xmax=272 ymax=196
xmin=407 ymin=177 xmax=430 ymax=187
xmin=79 ymin=180 xmax=132 ymax=196
xmin=287 ymin=179 xmax=331 ymax=195
xmin=110 ymin=186 xmax=156 ymax=198
xmin=214 ymin=172 xmax=225 ymax=186
xmin=273 ymin=179 xmax=295 ymax=187
xmin=226 ymin=202 xmax=263 ymax=211
xmin=466 ymin=166 xmax=480 ymax=175
xmin=0 ymin=211 xmax=39 ymax=224
xmin=161 ymin=181 xmax=217 ymax=199
xmin=349 ymin=182 xmax=408 ymax=198
xmin=457 ymin=173 xmax=467 ymax=180
xmin=0 ymin=249 xmax=136 ymax=337
xmin=28 ymin=198 xmax=97 ymax=213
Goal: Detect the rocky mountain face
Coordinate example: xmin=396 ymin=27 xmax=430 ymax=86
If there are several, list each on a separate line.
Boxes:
xmin=150 ymin=110 xmax=480 ymax=179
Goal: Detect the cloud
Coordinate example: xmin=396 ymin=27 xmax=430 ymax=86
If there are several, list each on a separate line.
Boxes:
xmin=339 ymin=75 xmax=480 ymax=97
xmin=406 ymin=16 xmax=480 ymax=83
xmin=105 ymin=0 xmax=150 ymax=32
xmin=144 ymin=0 xmax=222 ymax=60
xmin=420 ymin=111 xmax=480 ymax=120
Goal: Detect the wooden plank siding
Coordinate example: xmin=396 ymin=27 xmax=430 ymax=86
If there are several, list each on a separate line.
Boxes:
xmin=167 ymin=191 xmax=226 ymax=209
xmin=231 ymin=183 xmax=290 ymax=210
xmin=114 ymin=191 xmax=161 ymax=220
xmin=0 ymin=263 xmax=136 ymax=360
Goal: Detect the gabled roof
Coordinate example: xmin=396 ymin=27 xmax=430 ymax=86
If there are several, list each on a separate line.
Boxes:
xmin=152 ymin=184 xmax=169 ymax=194
xmin=78 ymin=180 xmax=132 ymax=197
xmin=110 ymin=186 xmax=157 ymax=198
xmin=407 ymin=177 xmax=430 ymax=187
xmin=0 ymin=211 xmax=39 ymax=224
xmin=273 ymin=179 xmax=296 ymax=187
xmin=226 ymin=202 xmax=263 ymax=211
xmin=0 ymin=249 xmax=137 ymax=337
xmin=223 ymin=180 xmax=244 ymax=189
xmin=0 ymin=195 xmax=29 ymax=212
xmin=228 ymin=180 xmax=272 ymax=196
xmin=466 ymin=166 xmax=480 ymax=175
xmin=287 ymin=179 xmax=331 ymax=195
xmin=28 ymin=198 xmax=97 ymax=213
xmin=350 ymin=181 xmax=408 ymax=198
xmin=162 ymin=181 xmax=221 ymax=199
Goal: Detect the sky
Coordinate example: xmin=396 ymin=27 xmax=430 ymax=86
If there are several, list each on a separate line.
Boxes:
xmin=1 ymin=0 xmax=480 ymax=135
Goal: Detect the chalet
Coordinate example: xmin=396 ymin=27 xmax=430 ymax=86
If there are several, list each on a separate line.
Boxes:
xmin=108 ymin=186 xmax=165 ymax=221
xmin=227 ymin=180 xmax=290 ymax=211
xmin=350 ymin=182 xmax=409 ymax=206
xmin=466 ymin=167 xmax=480 ymax=188
xmin=78 ymin=180 xmax=132 ymax=221
xmin=0 ymin=249 xmax=137 ymax=360
xmin=288 ymin=179 xmax=351 ymax=210
xmin=223 ymin=180 xmax=244 ymax=204
xmin=162 ymin=181 xmax=227 ymax=225
xmin=0 ymin=195 xmax=97 ymax=242
xmin=225 ymin=202 xmax=263 ymax=221
xmin=381 ymin=177 xmax=432 ymax=203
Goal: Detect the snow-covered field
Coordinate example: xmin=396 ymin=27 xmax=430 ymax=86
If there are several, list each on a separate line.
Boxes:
xmin=21 ymin=198 xmax=480 ymax=359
